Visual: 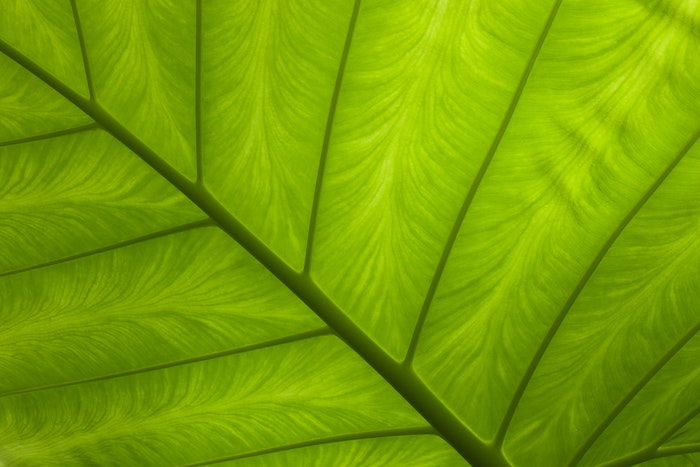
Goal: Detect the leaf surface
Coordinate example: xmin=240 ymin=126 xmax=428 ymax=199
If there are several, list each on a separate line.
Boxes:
xmin=0 ymin=0 xmax=698 ymax=466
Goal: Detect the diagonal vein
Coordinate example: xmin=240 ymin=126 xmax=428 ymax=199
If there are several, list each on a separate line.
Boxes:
xmin=69 ymin=0 xmax=95 ymax=100
xmin=568 ymin=324 xmax=700 ymax=466
xmin=184 ymin=427 xmax=436 ymax=466
xmin=0 ymin=328 xmax=331 ymax=399
xmin=195 ymin=0 xmax=203 ymax=184
xmin=303 ymin=0 xmax=362 ymax=274
xmin=0 ymin=123 xmax=98 ymax=147
xmin=0 ymin=38 xmax=509 ymax=467
xmin=0 ymin=219 xmax=213 ymax=278
xmin=653 ymin=443 xmax=700 ymax=461
xmin=494 ymin=129 xmax=700 ymax=447
xmin=599 ymin=406 xmax=700 ymax=467
xmin=403 ymin=0 xmax=564 ymax=366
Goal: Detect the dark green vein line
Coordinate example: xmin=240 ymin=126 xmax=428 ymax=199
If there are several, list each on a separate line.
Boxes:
xmin=655 ymin=408 xmax=700 ymax=450
xmin=0 ymin=123 xmax=98 ymax=147
xmin=0 ymin=39 xmax=509 ymax=467
xmin=0 ymin=328 xmax=331 ymax=399
xmin=494 ymin=128 xmax=700 ymax=447
xmin=653 ymin=443 xmax=700 ymax=461
xmin=303 ymin=0 xmax=361 ymax=274
xmin=0 ymin=219 xmax=213 ymax=278
xmin=403 ymin=0 xmax=563 ymax=367
xmin=185 ymin=427 xmax=436 ymax=466
xmin=195 ymin=0 xmax=203 ymax=184
xmin=599 ymin=406 xmax=700 ymax=467
xmin=69 ymin=0 xmax=95 ymax=100
xmin=568 ymin=324 xmax=700 ymax=466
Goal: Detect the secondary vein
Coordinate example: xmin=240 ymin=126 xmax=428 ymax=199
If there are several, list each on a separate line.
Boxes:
xmin=598 ymin=406 xmax=700 ymax=467
xmin=653 ymin=443 xmax=700 ymax=461
xmin=403 ymin=0 xmax=564 ymax=367
xmin=303 ymin=0 xmax=362 ymax=274
xmin=195 ymin=0 xmax=203 ymax=184
xmin=184 ymin=427 xmax=436 ymax=466
xmin=568 ymin=324 xmax=699 ymax=466
xmin=0 ymin=38 xmax=509 ymax=467
xmin=0 ymin=123 xmax=98 ymax=147
xmin=69 ymin=0 xmax=95 ymax=100
xmin=0 ymin=328 xmax=331 ymax=399
xmin=0 ymin=219 xmax=213 ymax=278
xmin=494 ymin=128 xmax=700 ymax=447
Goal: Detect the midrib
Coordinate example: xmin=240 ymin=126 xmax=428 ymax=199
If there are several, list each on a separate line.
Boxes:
xmin=0 ymin=38 xmax=508 ymax=467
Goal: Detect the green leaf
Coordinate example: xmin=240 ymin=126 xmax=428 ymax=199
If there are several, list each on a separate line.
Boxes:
xmin=0 ymin=0 xmax=698 ymax=466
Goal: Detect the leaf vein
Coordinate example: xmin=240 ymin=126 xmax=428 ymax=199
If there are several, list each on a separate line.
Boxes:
xmin=184 ymin=427 xmax=436 ymax=466
xmin=0 ymin=123 xmax=98 ymax=147
xmin=599 ymin=407 xmax=700 ymax=467
xmin=195 ymin=0 xmax=203 ymax=184
xmin=494 ymin=128 xmax=700 ymax=446
xmin=303 ymin=0 xmax=362 ymax=274
xmin=568 ymin=324 xmax=699 ymax=466
xmin=0 ymin=328 xmax=331 ymax=399
xmin=0 ymin=36 xmax=508 ymax=467
xmin=404 ymin=0 xmax=564 ymax=367
xmin=69 ymin=0 xmax=95 ymax=100
xmin=0 ymin=219 xmax=213 ymax=278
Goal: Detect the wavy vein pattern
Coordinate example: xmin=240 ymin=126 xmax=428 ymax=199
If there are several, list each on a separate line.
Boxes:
xmin=0 ymin=129 xmax=201 ymax=273
xmin=415 ymin=0 xmax=700 ymax=439
xmin=580 ymin=335 xmax=700 ymax=466
xmin=0 ymin=337 xmax=423 ymax=466
xmin=640 ymin=455 xmax=700 ymax=467
xmin=0 ymin=0 xmax=88 ymax=97
xmin=1 ymin=0 xmax=699 ymax=465
xmin=0 ymin=227 xmax=323 ymax=393
xmin=540 ymin=143 xmax=700 ymax=467
xmin=0 ymin=55 xmax=90 ymax=142
xmin=311 ymin=0 xmax=555 ymax=359
xmin=219 ymin=435 xmax=467 ymax=466
xmin=75 ymin=0 xmax=197 ymax=178
xmin=664 ymin=414 xmax=700 ymax=448
xmin=202 ymin=0 xmax=354 ymax=270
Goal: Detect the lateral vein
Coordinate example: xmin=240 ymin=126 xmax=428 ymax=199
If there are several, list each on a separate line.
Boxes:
xmin=0 ymin=328 xmax=331 ymax=399
xmin=0 ymin=123 xmax=98 ymax=147
xmin=568 ymin=324 xmax=699 ymax=466
xmin=195 ymin=0 xmax=203 ymax=184
xmin=653 ymin=443 xmax=700 ymax=460
xmin=494 ymin=128 xmax=700 ymax=447
xmin=184 ymin=426 xmax=436 ymax=466
xmin=598 ymin=406 xmax=700 ymax=467
xmin=403 ymin=0 xmax=564 ymax=367
xmin=69 ymin=0 xmax=95 ymax=100
xmin=0 ymin=219 xmax=213 ymax=278
xmin=0 ymin=36 xmax=509 ymax=467
xmin=303 ymin=0 xmax=362 ymax=274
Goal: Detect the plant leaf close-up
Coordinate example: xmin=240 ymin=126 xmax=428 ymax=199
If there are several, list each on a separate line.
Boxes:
xmin=0 ymin=0 xmax=699 ymax=466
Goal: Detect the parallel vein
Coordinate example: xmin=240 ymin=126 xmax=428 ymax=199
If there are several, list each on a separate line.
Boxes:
xmin=186 ymin=427 xmax=435 ymax=466
xmin=568 ymin=324 xmax=700 ymax=466
xmin=600 ymin=407 xmax=700 ymax=467
xmin=0 ymin=328 xmax=330 ymax=399
xmin=494 ymin=128 xmax=700 ymax=446
xmin=0 ymin=123 xmax=97 ymax=147
xmin=303 ymin=0 xmax=362 ymax=274
xmin=69 ymin=0 xmax=94 ymax=100
xmin=0 ymin=219 xmax=212 ymax=278
xmin=0 ymin=37 xmax=508 ymax=467
xmin=653 ymin=443 xmax=700 ymax=460
xmin=404 ymin=0 xmax=564 ymax=366
xmin=195 ymin=0 xmax=203 ymax=184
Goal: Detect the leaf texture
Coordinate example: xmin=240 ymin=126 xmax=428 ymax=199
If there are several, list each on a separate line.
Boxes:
xmin=412 ymin=0 xmax=700 ymax=446
xmin=0 ymin=0 xmax=698 ymax=466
